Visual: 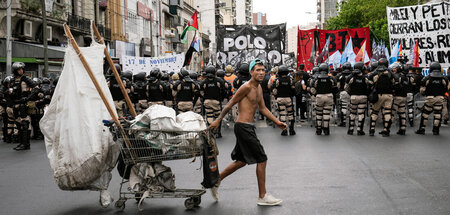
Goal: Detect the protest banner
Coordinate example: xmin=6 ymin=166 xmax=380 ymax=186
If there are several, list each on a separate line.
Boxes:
xmin=297 ymin=27 xmax=371 ymax=71
xmin=216 ymin=24 xmax=286 ymax=70
xmin=122 ymin=54 xmax=185 ymax=74
xmin=387 ymin=2 xmax=450 ymax=68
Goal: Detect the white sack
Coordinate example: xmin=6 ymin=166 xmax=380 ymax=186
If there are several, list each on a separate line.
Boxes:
xmin=131 ymin=105 xmax=182 ymax=131
xmin=176 ymin=111 xmax=207 ymax=131
xmin=40 ymin=41 xmax=119 ymax=192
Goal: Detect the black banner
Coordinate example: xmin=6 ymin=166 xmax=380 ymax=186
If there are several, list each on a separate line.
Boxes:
xmin=216 ymin=24 xmax=286 ymax=70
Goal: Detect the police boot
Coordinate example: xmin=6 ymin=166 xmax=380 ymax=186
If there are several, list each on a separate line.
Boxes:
xmin=396 ymin=129 xmax=406 ymax=135
xmin=357 ymin=121 xmax=365 ymax=136
xmin=338 ymin=117 xmax=346 ymax=127
xmin=415 ymin=117 xmax=426 ymax=135
xmin=409 ymin=119 xmax=414 ymax=127
xmin=323 ymin=127 xmax=330 ymax=135
xmin=289 ymin=120 xmax=296 ymax=136
xmin=315 ymin=127 xmax=322 ymax=135
xmin=14 ymin=130 xmax=30 ymax=151
xmin=432 ymin=126 xmax=440 ymax=135
xmin=380 ymin=120 xmax=391 ymax=137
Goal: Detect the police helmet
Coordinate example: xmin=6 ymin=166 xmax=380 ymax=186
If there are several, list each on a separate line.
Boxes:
xmin=312 ymin=66 xmax=319 ymax=74
xmin=239 ymin=63 xmax=250 ymax=76
xmin=3 ymin=76 xmax=13 ymax=87
xmin=429 ymin=62 xmax=443 ymax=77
xmin=353 ymin=62 xmax=365 ymax=75
xmin=370 ymin=61 xmax=378 ymax=72
xmin=205 ymin=65 xmax=216 ymax=78
xmin=217 ymin=69 xmax=225 ymax=78
xmin=122 ymin=71 xmax=133 ymax=81
xmin=134 ymin=72 xmax=147 ymax=81
xmin=161 ymin=72 xmax=169 ymax=81
xmin=278 ymin=65 xmax=290 ymax=76
xmin=377 ymin=58 xmax=388 ymax=71
xmin=33 ymin=77 xmax=41 ymax=85
xmin=42 ymin=77 xmax=51 ymax=85
xmin=12 ymin=62 xmax=25 ymax=76
xmin=318 ymin=63 xmax=329 ymax=78
xmin=179 ymin=69 xmax=192 ymax=82
xmin=189 ymin=71 xmax=199 ymax=80
xmin=342 ymin=62 xmax=352 ymax=71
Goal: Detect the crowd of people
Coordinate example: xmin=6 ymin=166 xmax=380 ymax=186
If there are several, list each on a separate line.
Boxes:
xmin=1 ymin=57 xmax=449 ymax=150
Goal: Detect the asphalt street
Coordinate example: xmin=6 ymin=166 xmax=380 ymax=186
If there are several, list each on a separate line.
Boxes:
xmin=1 ymin=123 xmax=450 ymax=215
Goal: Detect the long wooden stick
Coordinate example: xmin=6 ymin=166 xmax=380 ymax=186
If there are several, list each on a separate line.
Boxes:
xmin=91 ymin=22 xmax=137 ymax=117
xmin=63 ymin=24 xmax=136 ymax=159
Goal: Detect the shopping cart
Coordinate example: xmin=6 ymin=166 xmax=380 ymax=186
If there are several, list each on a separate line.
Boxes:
xmin=107 ymin=122 xmax=216 ymax=211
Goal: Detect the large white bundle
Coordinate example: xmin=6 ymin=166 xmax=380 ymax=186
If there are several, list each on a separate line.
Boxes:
xmin=40 ymin=40 xmax=119 ymax=206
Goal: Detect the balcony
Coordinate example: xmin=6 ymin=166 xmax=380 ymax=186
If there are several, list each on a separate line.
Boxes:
xmin=67 ymin=13 xmax=91 ymax=33
xmin=96 ymin=24 xmax=111 ymax=40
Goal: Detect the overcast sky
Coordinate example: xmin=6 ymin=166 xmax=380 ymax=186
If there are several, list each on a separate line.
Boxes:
xmin=253 ymin=0 xmax=318 ymax=28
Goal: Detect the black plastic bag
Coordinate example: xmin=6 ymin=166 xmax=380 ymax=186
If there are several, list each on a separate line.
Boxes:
xmin=201 ymin=136 xmax=219 ymax=189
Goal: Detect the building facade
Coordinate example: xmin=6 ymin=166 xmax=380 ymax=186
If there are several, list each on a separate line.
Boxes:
xmin=236 ymin=0 xmax=252 ymax=25
xmin=317 ymin=0 xmax=340 ymax=29
xmin=252 ymin=12 xmax=266 ymax=25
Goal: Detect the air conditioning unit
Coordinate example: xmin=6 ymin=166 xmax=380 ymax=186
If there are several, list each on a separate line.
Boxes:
xmin=46 ymin=26 xmax=52 ymax=41
xmin=23 ymin=20 xmax=32 ymax=37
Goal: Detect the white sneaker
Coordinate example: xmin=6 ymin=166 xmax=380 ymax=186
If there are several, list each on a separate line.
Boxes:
xmin=257 ymin=193 xmax=282 ymax=206
xmin=210 ymin=181 xmax=220 ymax=201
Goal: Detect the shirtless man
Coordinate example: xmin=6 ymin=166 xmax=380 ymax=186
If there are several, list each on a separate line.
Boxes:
xmin=209 ymin=58 xmax=287 ymax=206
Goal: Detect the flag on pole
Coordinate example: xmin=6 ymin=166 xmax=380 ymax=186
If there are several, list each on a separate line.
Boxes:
xmin=328 ymin=51 xmax=342 ymax=69
xmin=399 ymin=41 xmax=403 ymax=57
xmin=317 ymin=36 xmax=331 ymax=64
xmin=180 ymin=11 xmax=199 ymax=44
xmin=340 ymin=37 xmax=354 ymax=65
xmin=413 ymin=39 xmax=420 ymax=67
xmin=355 ymin=40 xmax=367 ymax=62
xmin=309 ymin=34 xmax=317 ymax=66
xmin=183 ymin=31 xmax=201 ymax=66
xmin=389 ymin=41 xmax=400 ymax=65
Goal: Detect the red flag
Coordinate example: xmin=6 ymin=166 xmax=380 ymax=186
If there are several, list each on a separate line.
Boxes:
xmin=413 ymin=40 xmax=419 ymax=67
xmin=355 ymin=40 xmax=366 ymax=62
xmin=399 ymin=41 xmax=403 ymax=57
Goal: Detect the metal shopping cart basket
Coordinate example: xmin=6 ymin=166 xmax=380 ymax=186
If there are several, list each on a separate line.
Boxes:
xmin=108 ymin=122 xmax=217 ymax=210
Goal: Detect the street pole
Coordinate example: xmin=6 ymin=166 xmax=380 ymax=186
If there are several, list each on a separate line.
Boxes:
xmin=6 ymin=0 xmax=12 ymax=76
xmin=42 ymin=0 xmax=48 ymax=77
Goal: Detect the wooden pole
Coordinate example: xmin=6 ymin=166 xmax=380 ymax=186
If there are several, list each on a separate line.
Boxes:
xmin=63 ymin=24 xmax=136 ymax=159
xmin=91 ymin=22 xmax=137 ymax=117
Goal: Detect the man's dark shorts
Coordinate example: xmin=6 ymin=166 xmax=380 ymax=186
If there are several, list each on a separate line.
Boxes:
xmin=231 ymin=122 xmax=268 ymax=164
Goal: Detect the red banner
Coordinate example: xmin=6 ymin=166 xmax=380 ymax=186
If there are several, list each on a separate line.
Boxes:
xmin=297 ymin=27 xmax=371 ymax=71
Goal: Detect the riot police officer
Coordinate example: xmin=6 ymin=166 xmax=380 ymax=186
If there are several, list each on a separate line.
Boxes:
xmin=8 ymin=62 xmax=38 ymax=150
xmin=160 ymin=72 xmax=174 ymax=109
xmin=146 ymin=68 xmax=166 ymax=107
xmin=405 ymin=65 xmax=420 ymax=126
xmin=30 ymin=78 xmax=44 ymax=140
xmin=233 ymin=63 xmax=251 ymax=90
xmin=132 ymin=72 xmax=148 ymax=114
xmin=107 ymin=64 xmax=129 ymax=118
xmin=336 ymin=62 xmax=352 ymax=127
xmin=200 ymin=66 xmax=227 ymax=138
xmin=173 ymin=69 xmax=199 ymax=114
xmin=416 ymin=62 xmax=449 ymax=135
xmin=311 ymin=63 xmax=336 ymax=135
xmin=1 ymin=76 xmax=13 ymax=143
xmin=271 ymin=65 xmax=296 ymax=136
xmin=369 ymin=58 xmax=396 ymax=137
xmin=392 ymin=63 xmax=408 ymax=135
xmin=190 ymin=71 xmax=203 ymax=114
xmin=345 ymin=62 xmax=370 ymax=135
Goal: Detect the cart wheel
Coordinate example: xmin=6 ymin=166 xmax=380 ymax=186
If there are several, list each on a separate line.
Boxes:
xmin=192 ymin=196 xmax=201 ymax=206
xmin=184 ymin=198 xmax=195 ymax=210
xmin=135 ymin=193 xmax=142 ymax=202
xmin=115 ymin=199 xmax=126 ymax=211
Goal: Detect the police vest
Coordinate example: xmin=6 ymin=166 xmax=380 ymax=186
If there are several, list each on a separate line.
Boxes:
xmin=394 ymin=74 xmax=408 ymax=97
xmin=276 ymin=76 xmax=293 ymax=97
xmin=147 ymin=81 xmax=165 ymax=102
xmin=339 ymin=72 xmax=351 ymax=91
xmin=203 ymin=78 xmax=221 ymax=100
xmin=349 ymin=76 xmax=368 ymax=95
xmin=376 ymin=72 xmax=393 ymax=94
xmin=177 ymin=82 xmax=194 ymax=102
xmin=316 ymin=77 xmax=333 ymax=94
xmin=134 ymin=81 xmax=147 ymax=100
xmin=425 ymin=77 xmax=447 ymax=96
xmin=109 ymin=79 xmax=125 ymax=101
